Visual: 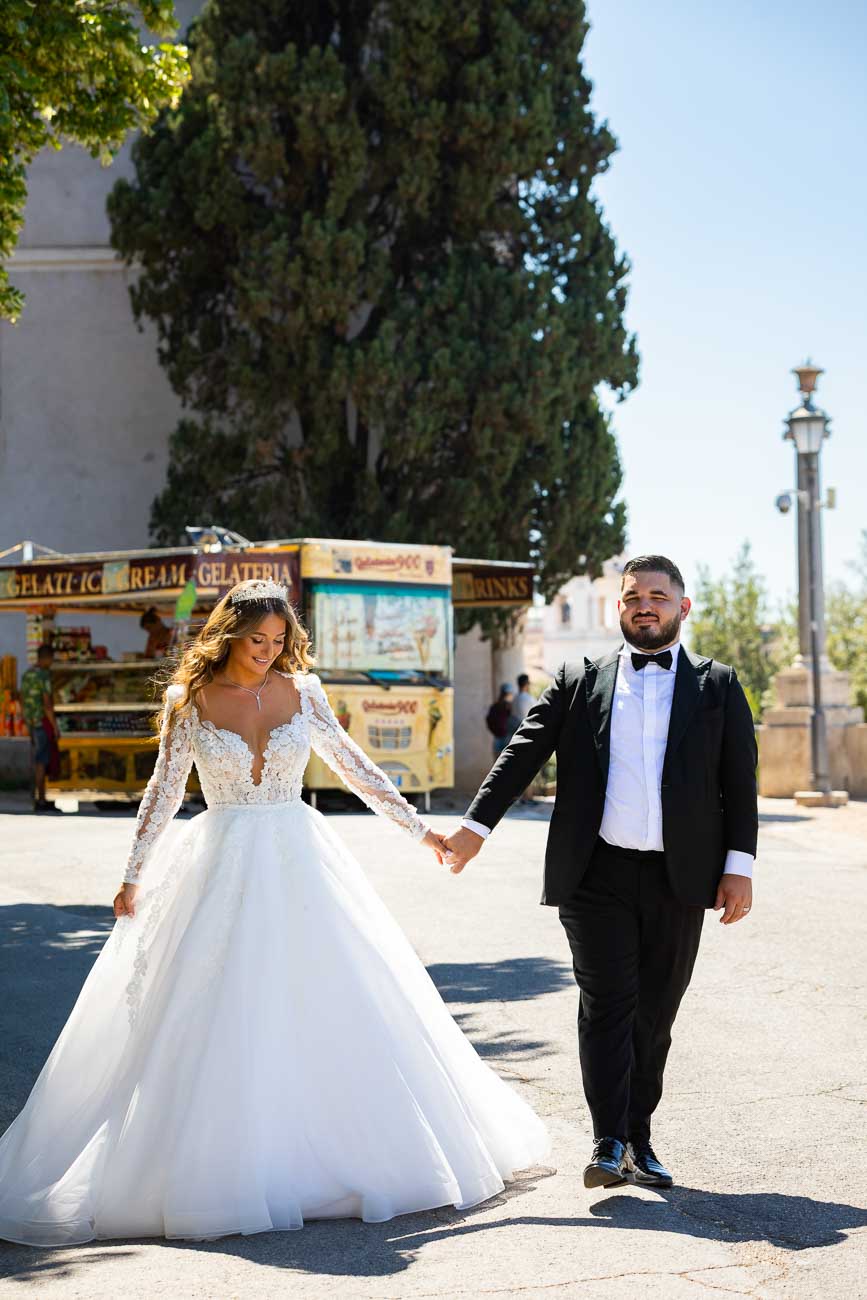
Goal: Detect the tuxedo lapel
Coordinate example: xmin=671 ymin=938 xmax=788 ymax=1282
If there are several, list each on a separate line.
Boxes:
xmin=664 ymin=648 xmax=712 ymax=769
xmin=584 ymin=648 xmax=621 ymax=784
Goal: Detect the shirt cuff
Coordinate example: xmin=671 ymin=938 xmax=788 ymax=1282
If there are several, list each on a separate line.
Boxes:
xmin=460 ymin=818 xmax=491 ymax=840
xmin=723 ymin=849 xmax=754 ymax=879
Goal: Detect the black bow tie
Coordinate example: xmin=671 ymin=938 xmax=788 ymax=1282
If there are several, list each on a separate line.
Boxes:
xmin=631 ymin=650 xmax=673 ymax=672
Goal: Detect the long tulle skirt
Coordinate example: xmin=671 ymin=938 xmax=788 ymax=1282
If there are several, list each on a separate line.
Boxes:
xmin=0 ymin=801 xmax=548 ymax=1244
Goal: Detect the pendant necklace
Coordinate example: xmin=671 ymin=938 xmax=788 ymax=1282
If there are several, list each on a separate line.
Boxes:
xmin=219 ymin=670 xmax=271 ymax=711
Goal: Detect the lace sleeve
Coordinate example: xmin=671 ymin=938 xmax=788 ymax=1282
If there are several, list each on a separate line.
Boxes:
xmin=123 ymin=685 xmax=194 ymax=884
xmin=303 ymin=674 xmax=430 ymax=842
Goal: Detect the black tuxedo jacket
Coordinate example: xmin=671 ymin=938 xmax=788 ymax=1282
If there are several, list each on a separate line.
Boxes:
xmin=466 ymin=647 xmax=759 ymax=908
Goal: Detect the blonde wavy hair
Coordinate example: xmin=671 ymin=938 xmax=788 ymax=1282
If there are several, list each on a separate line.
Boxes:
xmin=157 ymin=580 xmax=315 ymax=724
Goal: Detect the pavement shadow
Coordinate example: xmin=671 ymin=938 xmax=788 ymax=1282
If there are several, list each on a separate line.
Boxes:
xmin=0 ymin=1247 xmax=140 ymax=1285
xmin=426 ymin=957 xmax=571 ymax=1060
xmin=427 ymin=957 xmax=572 ymax=1004
xmin=5 ymin=1175 xmax=858 ymax=1282
xmin=448 ymin=1017 xmax=553 ymax=1059
xmin=0 ymin=1173 xmax=553 ymax=1282
xmin=0 ymin=903 xmax=114 ymax=1128
xmin=587 ymin=1185 xmax=867 ymax=1250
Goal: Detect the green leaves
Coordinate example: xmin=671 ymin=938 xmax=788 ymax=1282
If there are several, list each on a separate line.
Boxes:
xmin=0 ymin=0 xmax=190 ymax=320
xmin=110 ymin=1 xmax=637 ymax=600
xmin=690 ymin=542 xmax=790 ymax=718
xmin=826 ymin=531 xmax=867 ymax=719
xmin=691 ymin=534 xmax=867 ymax=722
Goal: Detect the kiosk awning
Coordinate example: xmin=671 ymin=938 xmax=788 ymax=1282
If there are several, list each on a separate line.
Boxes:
xmin=0 ymin=544 xmax=300 ymax=613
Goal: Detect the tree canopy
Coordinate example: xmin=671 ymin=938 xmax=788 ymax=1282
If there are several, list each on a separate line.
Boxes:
xmin=0 ymin=1 xmax=189 ymax=321
xmin=109 ymin=0 xmax=638 ymax=597
xmin=688 ymin=542 xmax=781 ymax=717
xmin=689 ymin=536 xmax=867 ymax=722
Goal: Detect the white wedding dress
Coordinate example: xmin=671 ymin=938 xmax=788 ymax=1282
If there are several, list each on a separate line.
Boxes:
xmin=0 ymin=672 xmax=547 ymax=1245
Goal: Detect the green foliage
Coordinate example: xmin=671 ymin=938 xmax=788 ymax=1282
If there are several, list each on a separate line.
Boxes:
xmin=690 ymin=534 xmax=867 ymax=722
xmin=826 ymin=531 xmax=867 ymax=719
xmin=688 ymin=542 xmax=781 ymax=718
xmin=108 ymin=0 xmax=638 ymax=601
xmin=769 ymin=596 xmax=798 ymax=674
xmin=0 ymin=1 xmax=189 ymax=321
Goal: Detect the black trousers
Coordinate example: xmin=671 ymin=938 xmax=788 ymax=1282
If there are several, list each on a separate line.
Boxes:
xmin=558 ymin=839 xmax=705 ymax=1143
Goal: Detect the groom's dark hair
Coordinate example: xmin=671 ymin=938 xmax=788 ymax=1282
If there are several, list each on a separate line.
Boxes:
xmin=621 ymin=555 xmax=685 ymax=593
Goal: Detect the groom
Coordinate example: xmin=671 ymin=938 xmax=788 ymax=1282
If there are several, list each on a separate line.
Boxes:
xmin=443 ymin=555 xmax=758 ymax=1189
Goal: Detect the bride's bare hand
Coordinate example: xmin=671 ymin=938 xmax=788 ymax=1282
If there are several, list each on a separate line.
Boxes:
xmin=422 ymin=831 xmax=448 ymax=864
xmin=113 ymin=883 xmax=139 ymax=918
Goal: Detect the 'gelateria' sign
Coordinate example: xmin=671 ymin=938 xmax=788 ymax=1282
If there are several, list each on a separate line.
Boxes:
xmin=0 ymin=549 xmax=300 ymax=606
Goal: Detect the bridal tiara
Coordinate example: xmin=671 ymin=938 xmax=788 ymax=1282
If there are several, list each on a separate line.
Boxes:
xmin=230 ymin=578 xmax=290 ymax=605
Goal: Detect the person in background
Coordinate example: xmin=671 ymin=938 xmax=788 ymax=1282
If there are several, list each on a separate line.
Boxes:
xmin=140 ymin=607 xmax=173 ymax=659
xmin=512 ymin=673 xmax=535 ymax=726
xmin=485 ymin=683 xmax=515 ymax=759
xmin=21 ymin=644 xmax=59 ymax=813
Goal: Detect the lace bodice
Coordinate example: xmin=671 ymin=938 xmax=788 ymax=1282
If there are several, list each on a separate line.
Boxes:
xmin=123 ymin=673 xmax=430 ymax=883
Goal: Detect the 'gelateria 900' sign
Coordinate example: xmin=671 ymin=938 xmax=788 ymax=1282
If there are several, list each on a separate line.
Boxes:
xmin=0 ymin=549 xmax=300 ymax=606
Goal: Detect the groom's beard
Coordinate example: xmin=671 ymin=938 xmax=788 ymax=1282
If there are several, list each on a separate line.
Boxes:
xmin=620 ymin=610 xmax=682 ymax=651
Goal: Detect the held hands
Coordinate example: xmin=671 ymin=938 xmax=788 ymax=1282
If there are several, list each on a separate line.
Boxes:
xmin=440 ymin=826 xmax=484 ymax=875
xmin=422 ymin=830 xmax=449 ymax=864
xmin=714 ymin=873 xmax=753 ymax=924
xmin=113 ymin=882 xmax=139 ymax=918
xmin=422 ymin=828 xmax=483 ymax=873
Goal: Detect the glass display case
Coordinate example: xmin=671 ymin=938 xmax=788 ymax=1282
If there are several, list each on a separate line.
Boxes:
xmin=303 ymin=569 xmax=455 ymax=801
xmin=309 ymin=581 xmax=453 ymax=679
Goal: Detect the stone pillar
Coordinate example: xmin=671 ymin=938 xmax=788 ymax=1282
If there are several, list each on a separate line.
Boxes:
xmin=845 ymin=723 xmax=867 ymax=798
xmin=757 ymin=664 xmax=862 ymax=797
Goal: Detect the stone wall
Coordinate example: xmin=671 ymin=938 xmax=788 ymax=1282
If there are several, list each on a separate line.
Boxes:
xmin=844 ymin=725 xmax=867 ymax=797
xmin=757 ymin=663 xmax=867 ymax=797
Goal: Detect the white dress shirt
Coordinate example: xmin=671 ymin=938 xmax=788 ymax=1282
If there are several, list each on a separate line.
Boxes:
xmin=463 ymin=641 xmax=754 ymax=878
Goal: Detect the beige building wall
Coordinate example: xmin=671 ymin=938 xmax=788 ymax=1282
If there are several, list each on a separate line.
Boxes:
xmin=529 ymin=558 xmax=624 ymax=679
xmin=453 ymin=626 xmax=499 ymax=794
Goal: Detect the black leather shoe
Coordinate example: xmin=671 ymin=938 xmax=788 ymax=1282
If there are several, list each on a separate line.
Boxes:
xmin=583 ymin=1137 xmax=629 ymax=1189
xmin=627 ymin=1140 xmax=673 ymax=1187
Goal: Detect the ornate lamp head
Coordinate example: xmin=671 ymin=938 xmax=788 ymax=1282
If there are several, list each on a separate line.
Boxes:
xmin=792 ymin=360 xmax=824 ymax=400
xmin=785 ymin=360 xmax=830 ymax=454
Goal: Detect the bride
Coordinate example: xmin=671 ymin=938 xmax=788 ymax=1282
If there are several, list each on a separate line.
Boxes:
xmin=0 ymin=578 xmax=548 ymax=1245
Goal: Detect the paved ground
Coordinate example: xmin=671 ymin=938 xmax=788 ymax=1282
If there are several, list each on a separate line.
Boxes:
xmin=0 ymin=795 xmax=865 ymax=1299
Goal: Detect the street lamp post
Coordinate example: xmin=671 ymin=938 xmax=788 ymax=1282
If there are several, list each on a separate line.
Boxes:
xmin=782 ymin=362 xmax=831 ymax=796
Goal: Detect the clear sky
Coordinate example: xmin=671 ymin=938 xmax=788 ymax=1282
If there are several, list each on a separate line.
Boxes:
xmin=583 ymin=0 xmax=866 ymax=607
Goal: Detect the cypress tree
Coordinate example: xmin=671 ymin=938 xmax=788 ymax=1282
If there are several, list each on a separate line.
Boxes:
xmin=109 ymin=0 xmax=638 ymax=597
